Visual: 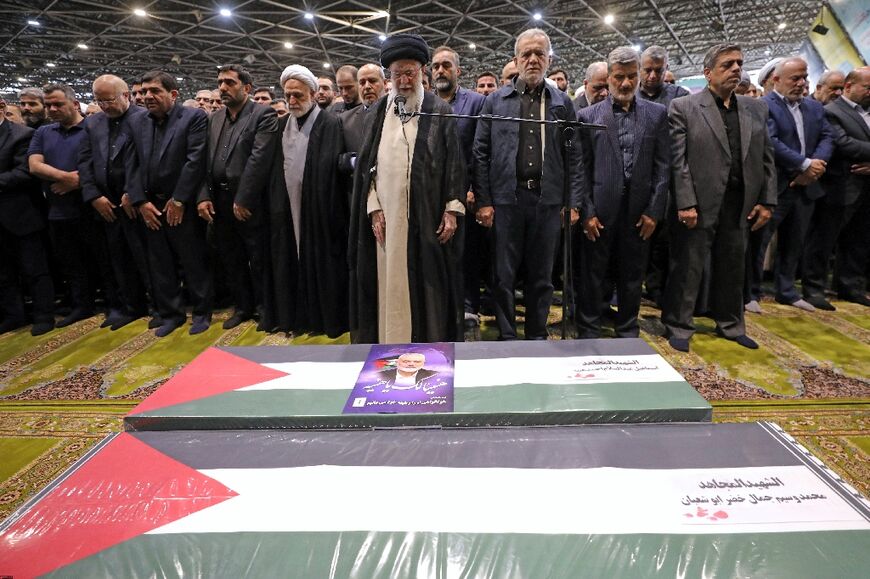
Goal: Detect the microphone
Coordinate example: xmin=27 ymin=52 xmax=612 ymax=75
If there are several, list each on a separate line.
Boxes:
xmin=394 ymin=95 xmax=409 ymax=122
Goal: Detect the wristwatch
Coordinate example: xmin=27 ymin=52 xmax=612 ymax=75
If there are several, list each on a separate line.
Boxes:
xmin=170 ymin=199 xmax=184 ymax=208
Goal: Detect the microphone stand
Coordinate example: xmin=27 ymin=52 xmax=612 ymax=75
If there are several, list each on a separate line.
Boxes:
xmin=400 ymin=106 xmax=606 ymax=340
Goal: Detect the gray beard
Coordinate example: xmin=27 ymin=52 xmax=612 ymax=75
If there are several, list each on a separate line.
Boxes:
xmin=434 ymin=77 xmax=453 ymax=92
xmin=389 ymin=78 xmax=424 ymax=115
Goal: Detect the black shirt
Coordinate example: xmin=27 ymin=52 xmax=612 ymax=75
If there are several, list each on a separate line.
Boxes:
xmin=106 ymin=109 xmax=127 ymax=196
xmin=612 ymin=97 xmax=636 ymax=185
xmin=711 ymin=90 xmax=744 ymax=195
xmin=212 ymin=104 xmax=250 ymax=185
xmin=148 ymin=112 xmax=169 ymax=197
xmin=515 ymin=78 xmax=546 ymax=182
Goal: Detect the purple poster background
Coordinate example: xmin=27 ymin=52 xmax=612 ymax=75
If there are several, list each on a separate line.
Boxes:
xmin=342 ymin=343 xmax=455 ymax=414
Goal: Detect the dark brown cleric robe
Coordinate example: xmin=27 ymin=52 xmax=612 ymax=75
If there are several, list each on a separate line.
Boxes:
xmin=349 ymin=91 xmax=466 ymax=344
xmin=261 ymin=109 xmax=350 ymax=338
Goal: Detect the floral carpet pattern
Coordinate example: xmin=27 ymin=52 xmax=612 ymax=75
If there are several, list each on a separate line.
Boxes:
xmin=0 ymin=299 xmax=867 ymax=522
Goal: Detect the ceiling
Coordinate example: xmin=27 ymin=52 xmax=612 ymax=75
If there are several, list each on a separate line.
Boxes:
xmin=1 ymin=0 xmax=824 ymax=98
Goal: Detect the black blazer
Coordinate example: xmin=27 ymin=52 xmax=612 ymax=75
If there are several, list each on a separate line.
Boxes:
xmin=0 ymin=121 xmax=44 ymax=236
xmin=78 ymin=105 xmax=148 ymax=204
xmin=126 ymin=103 xmax=208 ymax=206
xmin=197 ymin=100 xmax=278 ymax=210
xmin=822 ymin=97 xmax=870 ymax=206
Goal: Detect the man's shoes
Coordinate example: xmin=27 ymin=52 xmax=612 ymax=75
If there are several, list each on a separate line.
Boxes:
xmin=668 ymin=336 xmax=690 ymax=352
xmin=56 ymin=308 xmax=94 ymax=328
xmin=155 ymin=318 xmax=183 ymax=338
xmin=110 ymin=313 xmax=138 ymax=331
xmin=716 ymin=329 xmax=759 ymax=349
xmin=788 ymin=298 xmax=816 ymax=312
xmin=0 ymin=318 xmax=27 ymax=334
xmin=841 ymin=293 xmax=870 ymax=308
xmin=147 ymin=316 xmax=163 ymax=329
xmin=100 ymin=309 xmax=125 ymax=328
xmin=190 ymin=315 xmax=211 ymax=335
xmin=804 ymin=295 xmax=836 ymax=311
xmin=222 ymin=311 xmax=251 ymax=330
xmin=31 ymin=320 xmax=55 ymax=336
xmin=744 ymin=300 xmax=762 ymax=314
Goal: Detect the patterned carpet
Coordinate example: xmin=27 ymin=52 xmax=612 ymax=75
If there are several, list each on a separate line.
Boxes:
xmin=1 ymin=299 xmax=868 ymax=522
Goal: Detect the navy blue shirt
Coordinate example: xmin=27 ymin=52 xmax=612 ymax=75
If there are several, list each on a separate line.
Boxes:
xmin=27 ymin=121 xmax=87 ymax=220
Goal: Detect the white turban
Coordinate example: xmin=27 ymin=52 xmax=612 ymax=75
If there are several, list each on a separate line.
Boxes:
xmin=758 ymin=58 xmax=782 ymax=85
xmin=279 ymin=65 xmax=317 ymax=92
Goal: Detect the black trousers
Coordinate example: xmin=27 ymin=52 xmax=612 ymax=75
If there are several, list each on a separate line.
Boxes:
xmin=48 ymin=216 xmax=116 ymax=312
xmin=577 ymin=201 xmax=649 ymax=338
xmin=463 ymin=213 xmax=491 ymax=315
xmin=143 ymin=208 xmax=212 ymax=322
xmin=746 ymin=187 xmax=814 ymax=304
xmin=103 ymin=208 xmax=151 ymax=316
xmin=491 ymin=190 xmax=561 ymax=340
xmin=0 ymin=228 xmax=55 ymax=323
xmin=803 ymin=193 xmax=870 ymax=300
xmin=662 ymin=197 xmax=747 ymax=340
xmin=212 ymin=192 xmax=265 ymax=317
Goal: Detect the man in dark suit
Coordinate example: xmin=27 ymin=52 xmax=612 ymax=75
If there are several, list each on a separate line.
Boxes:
xmin=196 ymin=65 xmax=277 ymax=330
xmin=376 ymin=353 xmax=438 ymax=389
xmin=803 ymin=67 xmax=870 ymax=309
xmin=576 ymin=46 xmax=670 ymax=339
xmin=0 ymin=109 xmax=55 ymax=335
xmin=79 ymin=75 xmax=151 ymax=331
xmin=127 ymin=70 xmax=211 ymax=337
xmin=573 ymin=61 xmax=608 ymax=112
xmin=745 ymin=56 xmax=834 ymax=313
xmin=473 ymin=28 xmax=582 ymax=340
xmin=338 ymin=63 xmax=384 ymax=172
xmin=662 ymin=43 xmax=776 ymax=352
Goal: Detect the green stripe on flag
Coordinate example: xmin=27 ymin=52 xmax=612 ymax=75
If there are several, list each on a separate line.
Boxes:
xmin=47 ymin=530 xmax=870 ymax=578
xmin=126 ymin=381 xmax=710 ymax=430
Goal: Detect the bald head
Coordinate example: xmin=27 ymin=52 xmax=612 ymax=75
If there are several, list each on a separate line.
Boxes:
xmin=844 ymin=66 xmax=870 ymax=108
xmin=92 ymin=74 xmax=131 ymax=117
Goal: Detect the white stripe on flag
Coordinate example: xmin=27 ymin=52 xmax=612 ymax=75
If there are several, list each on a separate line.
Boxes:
xmin=148 ymin=465 xmax=869 ymax=536
xmin=242 ymin=355 xmax=684 ymax=391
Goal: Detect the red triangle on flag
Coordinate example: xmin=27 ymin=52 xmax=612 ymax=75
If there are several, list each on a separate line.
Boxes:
xmin=129 ymin=347 xmax=288 ymax=415
xmin=0 ymin=433 xmax=238 ymax=578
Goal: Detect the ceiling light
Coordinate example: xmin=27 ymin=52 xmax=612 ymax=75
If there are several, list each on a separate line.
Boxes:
xmin=17 ymin=77 xmax=28 ymax=82
xmin=777 ymin=22 xmax=786 ymax=30
xmin=603 ymin=14 xmax=615 ymax=25
xmin=533 ymin=12 xmax=542 ymax=21
xmin=27 ymin=20 xmax=40 ymax=26
xmin=304 ymin=12 xmax=315 ymax=20
xmin=632 ymin=44 xmax=641 ymax=52
xmin=77 ymin=43 xmax=88 ymax=49
xmin=133 ymin=8 xmax=147 ymax=17
xmin=284 ymin=41 xmax=293 ymax=49
xmin=376 ymin=10 xmax=389 ymax=18
xmin=176 ymin=77 xmax=183 ymax=81
xmin=46 ymin=62 xmax=56 ymax=67
xmin=378 ymin=34 xmax=387 ymax=41
xmin=468 ymin=43 xmax=476 ymax=50
xmin=219 ymin=8 xmax=232 ymax=17
xmin=323 ymin=62 xmax=331 ymax=68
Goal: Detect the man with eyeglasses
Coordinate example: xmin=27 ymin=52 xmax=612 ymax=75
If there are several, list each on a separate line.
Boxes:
xmin=349 ymin=33 xmax=466 ymax=344
xmin=472 ymin=28 xmax=582 ymax=341
xmin=78 ymin=74 xmax=151 ymax=330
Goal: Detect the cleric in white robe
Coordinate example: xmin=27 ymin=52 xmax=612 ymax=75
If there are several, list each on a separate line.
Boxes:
xmin=261 ymin=64 xmax=349 ymax=338
xmin=349 ymin=34 xmax=466 ymax=344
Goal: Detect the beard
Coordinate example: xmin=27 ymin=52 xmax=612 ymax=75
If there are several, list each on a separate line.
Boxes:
xmin=289 ymin=100 xmax=314 ymax=118
xmin=434 ymin=77 xmax=453 ymax=92
xmin=389 ymin=76 xmax=424 ymax=117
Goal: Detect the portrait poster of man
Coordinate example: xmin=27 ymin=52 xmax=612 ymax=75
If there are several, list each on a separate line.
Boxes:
xmin=343 ymin=343 xmax=455 ymax=414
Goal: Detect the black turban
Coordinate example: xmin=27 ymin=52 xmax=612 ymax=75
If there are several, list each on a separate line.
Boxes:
xmin=380 ymin=33 xmax=430 ymax=69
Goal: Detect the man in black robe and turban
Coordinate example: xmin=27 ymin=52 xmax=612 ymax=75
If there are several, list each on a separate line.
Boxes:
xmin=349 ymin=34 xmax=466 ymax=344
xmin=261 ymin=64 xmax=349 ymax=337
